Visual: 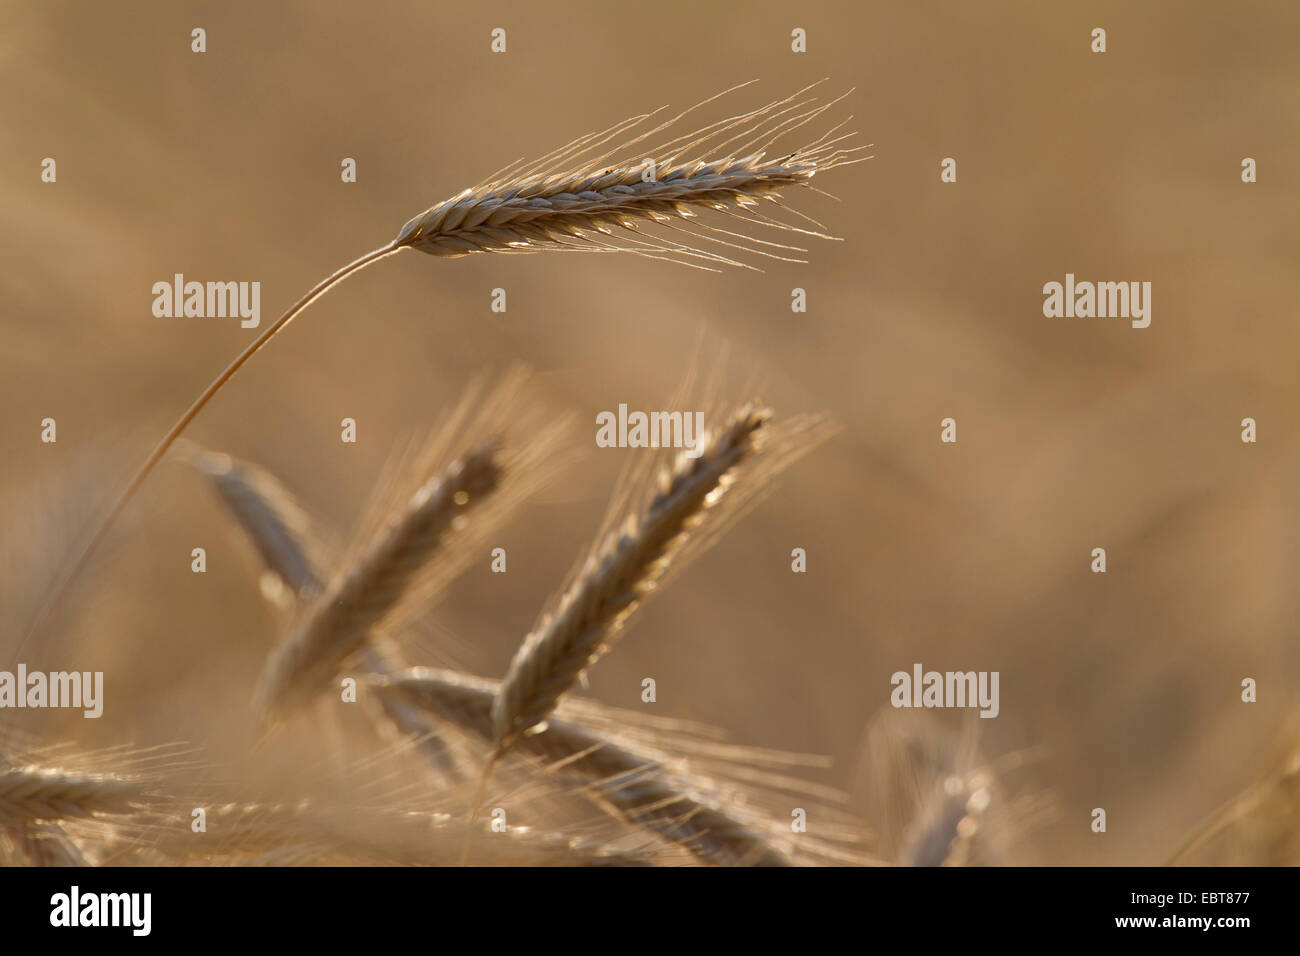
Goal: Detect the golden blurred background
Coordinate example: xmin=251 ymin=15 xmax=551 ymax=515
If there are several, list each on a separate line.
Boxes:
xmin=3 ymin=0 xmax=1299 ymax=864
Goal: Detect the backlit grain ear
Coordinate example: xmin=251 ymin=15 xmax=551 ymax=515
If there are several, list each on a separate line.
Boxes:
xmin=394 ymin=84 xmax=864 ymax=270
xmin=375 ymin=667 xmax=823 ymax=866
xmin=490 ymin=404 xmax=772 ymax=758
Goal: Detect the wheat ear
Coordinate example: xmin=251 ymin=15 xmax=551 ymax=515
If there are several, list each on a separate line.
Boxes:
xmin=179 ymin=441 xmax=324 ymax=598
xmin=146 ymin=800 xmax=655 ymax=867
xmin=490 ymin=404 xmax=769 ymax=757
xmin=182 ymin=442 xmax=460 ymax=774
xmin=23 ymin=83 xmax=861 ymax=650
xmin=374 ymin=668 xmax=791 ymax=866
xmin=252 ymin=443 xmax=501 ymax=722
xmin=0 ymin=765 xmax=151 ymax=824
xmin=394 ymin=86 xmax=861 ymax=267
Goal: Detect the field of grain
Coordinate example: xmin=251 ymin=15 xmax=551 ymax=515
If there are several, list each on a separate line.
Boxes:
xmin=2 ymin=1 xmax=1299 ymax=866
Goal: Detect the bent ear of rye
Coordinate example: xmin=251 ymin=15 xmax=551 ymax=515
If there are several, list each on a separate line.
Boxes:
xmin=395 ymin=82 xmax=865 ymax=270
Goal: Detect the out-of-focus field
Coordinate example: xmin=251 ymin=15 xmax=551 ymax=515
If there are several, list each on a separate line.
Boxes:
xmin=3 ymin=1 xmax=1298 ymax=864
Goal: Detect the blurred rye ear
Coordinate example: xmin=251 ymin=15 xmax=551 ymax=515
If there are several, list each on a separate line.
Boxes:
xmin=251 ymin=370 xmax=569 ymax=724
xmin=373 ymin=667 xmax=797 ymax=866
xmin=21 ymin=82 xmax=864 ymax=651
xmin=0 ymin=737 xmax=183 ymax=849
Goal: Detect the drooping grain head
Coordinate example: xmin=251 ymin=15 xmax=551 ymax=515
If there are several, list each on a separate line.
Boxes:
xmin=394 ymin=84 xmax=865 ymax=269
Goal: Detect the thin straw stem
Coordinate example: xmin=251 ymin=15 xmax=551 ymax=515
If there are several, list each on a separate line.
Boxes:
xmin=17 ymin=241 xmax=403 ymax=656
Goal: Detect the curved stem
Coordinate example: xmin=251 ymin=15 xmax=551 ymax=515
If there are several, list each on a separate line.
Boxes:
xmin=17 ymin=241 xmax=405 ymax=657
xmin=1165 ymin=790 xmax=1257 ymax=866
